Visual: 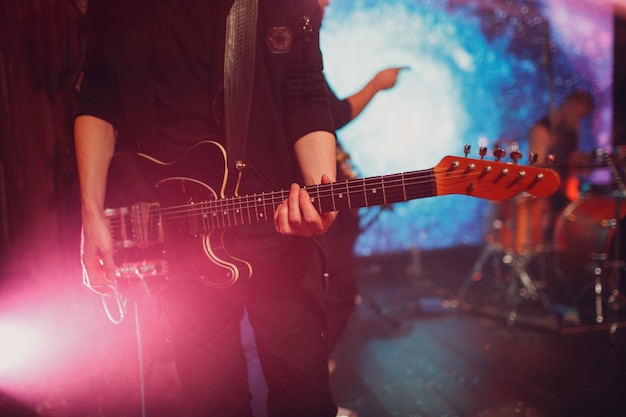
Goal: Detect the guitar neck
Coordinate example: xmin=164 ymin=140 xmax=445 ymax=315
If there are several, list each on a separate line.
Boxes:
xmin=164 ymin=153 xmax=561 ymax=234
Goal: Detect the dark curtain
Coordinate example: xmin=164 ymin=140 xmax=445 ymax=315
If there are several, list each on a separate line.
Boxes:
xmin=0 ymin=0 xmax=84 ymax=273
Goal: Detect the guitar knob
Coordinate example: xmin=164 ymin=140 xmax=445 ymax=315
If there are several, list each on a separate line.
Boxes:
xmin=545 ymin=154 xmax=557 ymax=166
xmin=509 ymin=149 xmax=523 ymax=164
xmin=493 ymin=148 xmax=506 ymax=161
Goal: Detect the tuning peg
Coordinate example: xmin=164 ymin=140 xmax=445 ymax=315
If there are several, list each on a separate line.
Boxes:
xmin=493 ymin=147 xmax=506 ymax=161
xmin=528 ymin=152 xmax=538 ymax=165
xmin=545 ymin=154 xmax=557 ymax=166
xmin=464 ymin=144 xmax=471 ymax=157
xmin=478 ymin=146 xmax=488 ymax=160
xmin=509 ymin=149 xmax=523 ymax=164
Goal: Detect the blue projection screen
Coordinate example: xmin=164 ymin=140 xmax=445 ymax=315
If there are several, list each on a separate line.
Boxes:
xmin=320 ymin=0 xmax=614 ymax=256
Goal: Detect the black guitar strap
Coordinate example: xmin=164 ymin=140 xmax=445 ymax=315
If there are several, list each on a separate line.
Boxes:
xmin=224 ymin=0 xmax=258 ymax=180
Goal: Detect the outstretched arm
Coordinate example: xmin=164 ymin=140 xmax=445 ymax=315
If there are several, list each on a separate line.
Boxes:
xmin=346 ymin=67 xmax=405 ymax=120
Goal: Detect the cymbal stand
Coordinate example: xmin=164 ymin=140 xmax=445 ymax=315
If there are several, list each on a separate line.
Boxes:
xmin=459 ymin=146 xmax=508 ymax=301
xmin=457 ymin=200 xmax=506 ymax=300
xmin=502 ymin=198 xmax=550 ymax=326
xmin=459 ymin=147 xmax=550 ymax=325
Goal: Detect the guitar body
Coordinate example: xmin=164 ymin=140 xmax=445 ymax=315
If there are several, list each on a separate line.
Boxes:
xmin=105 ymin=141 xmax=252 ymax=296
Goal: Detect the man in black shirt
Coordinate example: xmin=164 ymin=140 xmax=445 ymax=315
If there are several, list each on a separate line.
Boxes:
xmin=75 ymin=1 xmax=339 ymax=416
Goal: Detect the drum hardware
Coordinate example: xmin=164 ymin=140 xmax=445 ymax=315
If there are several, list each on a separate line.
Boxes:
xmin=555 ymin=151 xmax=626 ymax=332
xmin=599 ymin=152 xmax=625 ymax=332
xmin=588 ymin=253 xmax=626 ymax=328
xmin=459 ymin=146 xmax=554 ymax=324
xmin=503 ymin=249 xmax=551 ymax=326
xmin=592 ymin=255 xmax=606 ymax=324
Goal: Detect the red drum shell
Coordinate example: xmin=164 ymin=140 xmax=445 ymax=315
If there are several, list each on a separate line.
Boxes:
xmin=497 ymin=195 xmax=551 ymax=255
xmin=553 ymin=195 xmax=626 ymax=286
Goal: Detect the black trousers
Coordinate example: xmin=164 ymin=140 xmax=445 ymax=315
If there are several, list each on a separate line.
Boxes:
xmin=322 ymin=210 xmax=360 ymax=353
xmin=160 ymin=223 xmax=337 ymax=417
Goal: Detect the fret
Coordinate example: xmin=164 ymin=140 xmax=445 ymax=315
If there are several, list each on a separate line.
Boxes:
xmin=187 ymin=202 xmax=200 ymax=236
xmin=250 ymin=195 xmax=260 ymax=224
xmin=226 ymin=200 xmax=234 ymax=226
xmin=347 ymin=178 xmax=367 ymax=209
xmin=405 ymin=169 xmax=437 ymax=201
xmin=201 ymin=205 xmax=211 ymax=231
xmin=242 ymin=195 xmax=253 ymax=226
xmin=275 ymin=189 xmax=288 ymax=217
xmin=232 ymin=195 xmax=244 ymax=226
xmin=239 ymin=196 xmax=250 ymax=224
xmin=332 ymin=180 xmax=351 ymax=211
xmin=197 ymin=203 xmax=208 ymax=233
xmin=216 ymin=200 xmax=227 ymax=229
xmin=250 ymin=194 xmax=259 ymax=223
xmin=229 ymin=200 xmax=237 ymax=226
xmin=381 ymin=173 xmax=407 ymax=205
xmin=210 ymin=201 xmax=219 ymax=229
xmin=363 ymin=177 xmax=385 ymax=207
xmin=314 ymin=184 xmax=335 ymax=213
xmin=256 ymin=194 xmax=268 ymax=223
xmin=210 ymin=202 xmax=219 ymax=231
xmin=300 ymin=185 xmax=317 ymax=212
xmin=222 ymin=201 xmax=231 ymax=228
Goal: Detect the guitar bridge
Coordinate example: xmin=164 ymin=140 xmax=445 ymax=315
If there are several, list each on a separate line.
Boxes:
xmin=115 ymin=259 xmax=171 ymax=298
xmin=105 ymin=202 xmax=163 ymax=249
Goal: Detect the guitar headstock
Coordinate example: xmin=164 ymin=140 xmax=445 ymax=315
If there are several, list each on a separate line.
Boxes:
xmin=434 ymin=155 xmax=561 ymax=200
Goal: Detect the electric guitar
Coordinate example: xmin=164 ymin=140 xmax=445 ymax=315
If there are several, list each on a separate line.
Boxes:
xmin=104 ymin=140 xmax=560 ymax=297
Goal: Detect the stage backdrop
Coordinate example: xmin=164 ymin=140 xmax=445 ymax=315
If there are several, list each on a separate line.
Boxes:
xmin=320 ymin=0 xmax=614 ymax=256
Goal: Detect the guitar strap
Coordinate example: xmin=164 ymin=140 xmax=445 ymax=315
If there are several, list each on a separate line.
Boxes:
xmin=224 ymin=0 xmax=258 ymax=178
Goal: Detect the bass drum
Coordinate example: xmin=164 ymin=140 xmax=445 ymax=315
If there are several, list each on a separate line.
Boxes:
xmin=553 ymin=195 xmax=626 ymax=288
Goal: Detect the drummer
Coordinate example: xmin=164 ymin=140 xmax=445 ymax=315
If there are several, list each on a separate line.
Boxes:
xmin=528 ymin=90 xmax=595 ymax=228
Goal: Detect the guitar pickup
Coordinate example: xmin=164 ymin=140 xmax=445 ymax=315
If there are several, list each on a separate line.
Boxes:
xmin=106 ymin=202 xmax=163 ymax=249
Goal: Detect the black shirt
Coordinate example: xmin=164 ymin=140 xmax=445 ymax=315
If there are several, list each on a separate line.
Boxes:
xmin=77 ymin=0 xmax=335 ymax=193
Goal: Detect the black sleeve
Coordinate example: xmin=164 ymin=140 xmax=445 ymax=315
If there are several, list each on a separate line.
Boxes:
xmin=325 ymin=80 xmax=352 ymax=130
xmin=281 ymin=1 xmax=335 ymax=144
xmin=75 ymin=41 xmax=122 ymax=129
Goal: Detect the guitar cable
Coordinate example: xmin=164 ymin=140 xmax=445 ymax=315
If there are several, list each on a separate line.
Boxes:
xmin=134 ymin=300 xmax=148 ymax=417
xmin=101 ymin=293 xmax=148 ymax=416
xmin=100 ymin=289 xmax=127 ymax=324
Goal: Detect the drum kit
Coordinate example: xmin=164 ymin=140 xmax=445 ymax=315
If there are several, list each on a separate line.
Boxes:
xmin=460 ymin=147 xmax=626 ymax=330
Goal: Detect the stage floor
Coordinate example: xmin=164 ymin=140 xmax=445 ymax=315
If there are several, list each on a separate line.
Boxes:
xmin=329 ymin=245 xmax=626 ymax=417
xmin=1 ymin=246 xmax=625 ymax=417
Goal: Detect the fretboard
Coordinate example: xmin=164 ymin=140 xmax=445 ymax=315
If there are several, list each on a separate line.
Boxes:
xmin=169 ymin=168 xmax=437 ymax=233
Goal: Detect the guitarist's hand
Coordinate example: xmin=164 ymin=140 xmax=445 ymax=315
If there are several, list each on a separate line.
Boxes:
xmin=80 ymin=210 xmax=117 ymax=296
xmin=274 ymin=174 xmax=337 ymax=237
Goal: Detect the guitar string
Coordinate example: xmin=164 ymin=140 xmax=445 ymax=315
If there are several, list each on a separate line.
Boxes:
xmin=107 ymin=168 xmax=549 ymax=227
xmin=107 ymin=165 xmax=551 ymax=232
xmin=161 ymin=165 xmax=545 ymax=216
